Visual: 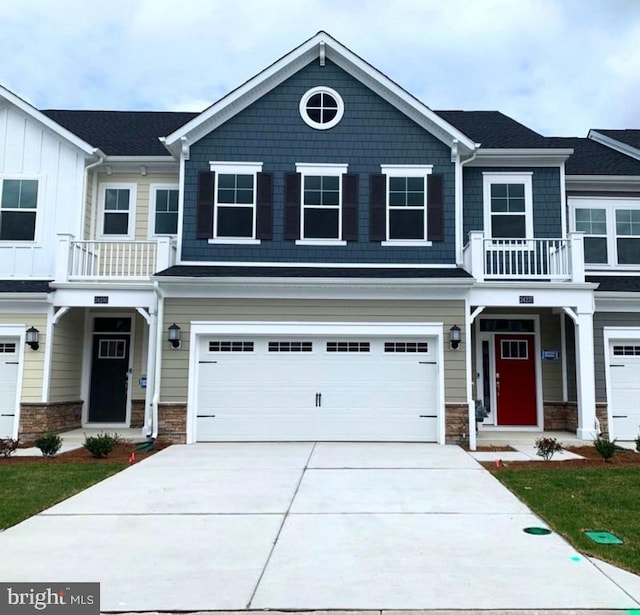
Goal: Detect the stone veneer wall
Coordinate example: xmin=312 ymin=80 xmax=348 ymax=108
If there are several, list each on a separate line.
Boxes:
xmin=19 ymin=401 xmax=82 ymax=440
xmin=543 ymin=402 xmax=608 ymax=435
xmin=445 ymin=403 xmax=470 ymax=444
xmin=130 ymin=400 xmax=145 ymax=428
xmin=157 ymin=403 xmax=187 ymax=444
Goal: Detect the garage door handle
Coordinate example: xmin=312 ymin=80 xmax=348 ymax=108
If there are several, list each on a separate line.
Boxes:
xmin=5 ymin=361 xmax=18 ymax=365
xmin=1 ymin=414 xmax=14 ymax=417
xmin=612 ymin=415 xmax=627 ymax=418
xmin=419 ymin=414 xmax=436 ymax=418
xmin=197 ymin=414 xmax=216 ymax=418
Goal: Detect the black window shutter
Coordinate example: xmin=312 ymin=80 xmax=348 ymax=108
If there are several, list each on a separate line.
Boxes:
xmin=369 ymin=173 xmax=386 ymax=241
xmin=197 ymin=171 xmax=215 ymax=239
xmin=342 ymin=173 xmax=358 ymax=241
xmin=256 ymin=172 xmax=273 ymax=240
xmin=427 ymin=174 xmax=444 ymax=242
xmin=284 ymin=172 xmax=301 ymax=240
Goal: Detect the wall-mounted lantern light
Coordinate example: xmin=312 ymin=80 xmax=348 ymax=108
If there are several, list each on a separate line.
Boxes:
xmin=168 ymin=323 xmax=181 ymax=349
xmin=26 ymin=326 xmax=40 ymax=351
xmin=449 ymin=325 xmax=461 ymax=351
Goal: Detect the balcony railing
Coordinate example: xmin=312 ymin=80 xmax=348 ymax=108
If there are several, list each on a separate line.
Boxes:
xmin=463 ymin=231 xmax=585 ymax=283
xmin=55 ymin=235 xmax=176 ymax=282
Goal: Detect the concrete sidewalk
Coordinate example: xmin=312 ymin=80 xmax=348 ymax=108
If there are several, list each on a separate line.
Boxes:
xmin=0 ymin=443 xmax=638 ymax=612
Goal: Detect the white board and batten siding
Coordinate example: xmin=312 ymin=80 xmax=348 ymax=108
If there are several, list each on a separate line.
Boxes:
xmin=0 ymin=103 xmax=87 ymax=277
xmin=187 ymin=321 xmax=446 ymax=444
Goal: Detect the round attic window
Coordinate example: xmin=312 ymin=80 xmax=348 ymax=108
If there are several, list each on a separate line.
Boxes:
xmin=299 ymin=86 xmax=344 ymax=130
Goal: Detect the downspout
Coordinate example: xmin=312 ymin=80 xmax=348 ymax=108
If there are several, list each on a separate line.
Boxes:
xmin=455 ymin=144 xmax=479 ymax=266
xmin=151 ymin=281 xmax=165 ymax=439
xmin=81 ymin=150 xmax=105 ymax=240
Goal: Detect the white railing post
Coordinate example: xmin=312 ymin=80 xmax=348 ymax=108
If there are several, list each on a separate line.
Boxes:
xmin=569 ymin=231 xmax=585 ymax=283
xmin=55 ymin=234 xmax=74 ymax=283
xmin=467 ymin=231 xmax=485 ymax=282
xmin=155 ymin=237 xmax=172 ymax=273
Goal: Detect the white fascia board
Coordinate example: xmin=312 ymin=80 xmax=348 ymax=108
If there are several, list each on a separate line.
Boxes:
xmin=465 ymin=149 xmax=573 ymax=167
xmin=565 ymin=175 xmax=640 ymax=192
xmin=162 ymin=32 xmax=476 ymax=155
xmin=469 ymin=284 xmax=597 ymax=313
xmin=0 ymin=85 xmax=95 ymax=155
xmin=101 ymin=156 xmax=179 ymax=174
xmin=588 ymin=131 xmax=640 ymax=161
xmin=596 ymin=296 xmax=640 ymax=312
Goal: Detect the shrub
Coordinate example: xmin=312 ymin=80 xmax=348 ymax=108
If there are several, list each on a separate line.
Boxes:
xmin=534 ymin=437 xmax=563 ymax=461
xmin=0 ymin=438 xmax=19 ymax=457
xmin=594 ymin=435 xmax=617 ymax=461
xmin=83 ymin=432 xmax=121 ymax=458
xmin=34 ymin=433 xmax=62 ymax=457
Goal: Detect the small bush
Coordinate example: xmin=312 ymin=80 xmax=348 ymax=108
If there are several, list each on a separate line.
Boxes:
xmin=534 ymin=436 xmax=563 ymax=461
xmin=34 ymin=433 xmax=62 ymax=457
xmin=594 ymin=435 xmax=617 ymax=461
xmin=0 ymin=438 xmax=19 ymax=457
xmin=83 ymin=432 xmax=121 ymax=458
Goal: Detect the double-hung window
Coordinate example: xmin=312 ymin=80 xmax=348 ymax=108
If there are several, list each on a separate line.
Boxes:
xmin=483 ymin=173 xmax=533 ymax=240
xmin=150 ymin=185 xmax=179 ymax=236
xmin=0 ymin=179 xmax=38 ymax=241
xmin=210 ymin=162 xmax=262 ymax=242
xmin=571 ymin=198 xmax=640 ymax=267
xmin=380 ymin=165 xmax=432 ymax=243
xmin=100 ymin=184 xmax=136 ymax=238
xmin=283 ymin=164 xmax=357 ymax=243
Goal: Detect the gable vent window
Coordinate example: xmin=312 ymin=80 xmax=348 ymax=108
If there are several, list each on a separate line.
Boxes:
xmin=384 ymin=342 xmax=429 ymax=353
xmin=209 ymin=341 xmax=254 ymax=352
xmin=299 ymin=87 xmax=344 ymax=130
xmin=0 ymin=342 xmax=16 ymax=353
xmin=613 ymin=345 xmax=640 ymax=356
xmin=326 ymin=341 xmax=370 ymax=353
xmin=268 ymin=341 xmax=313 ymax=352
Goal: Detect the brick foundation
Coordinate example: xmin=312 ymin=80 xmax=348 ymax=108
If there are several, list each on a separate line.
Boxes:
xmin=130 ymin=399 xmax=145 ymax=428
xmin=445 ymin=403 xmax=470 ymax=444
xmin=157 ymin=403 xmax=187 ymax=443
xmin=19 ymin=401 xmax=83 ymax=440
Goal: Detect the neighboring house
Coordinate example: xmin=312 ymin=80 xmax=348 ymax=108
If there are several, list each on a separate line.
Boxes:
xmin=0 ymin=32 xmax=637 ymax=447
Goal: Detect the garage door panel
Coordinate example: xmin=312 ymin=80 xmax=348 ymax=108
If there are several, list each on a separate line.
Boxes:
xmin=195 ymin=336 xmax=439 ymax=442
xmin=609 ymin=355 xmax=640 ymax=440
xmin=0 ymin=341 xmax=19 ymax=438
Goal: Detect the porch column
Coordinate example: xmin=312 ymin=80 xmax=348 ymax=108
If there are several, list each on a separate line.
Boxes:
xmin=142 ymin=303 xmax=158 ymax=437
xmin=574 ymin=310 xmax=597 ymax=440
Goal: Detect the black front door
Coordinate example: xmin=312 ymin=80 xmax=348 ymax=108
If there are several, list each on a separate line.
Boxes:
xmin=88 ymin=331 xmax=130 ymax=423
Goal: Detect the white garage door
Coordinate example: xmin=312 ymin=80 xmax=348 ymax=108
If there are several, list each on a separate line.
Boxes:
xmin=196 ymin=336 xmax=439 ymax=441
xmin=609 ymin=342 xmax=640 ymax=440
xmin=0 ymin=340 xmax=20 ymax=438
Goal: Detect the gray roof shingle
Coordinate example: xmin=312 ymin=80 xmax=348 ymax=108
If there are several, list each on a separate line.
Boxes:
xmin=41 ymin=110 xmax=198 ymax=156
xmin=548 ymin=137 xmax=640 ymax=176
xmin=0 ymin=280 xmax=51 ymax=293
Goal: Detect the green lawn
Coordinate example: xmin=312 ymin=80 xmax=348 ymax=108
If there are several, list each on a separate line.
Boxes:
xmin=495 ymin=467 xmax=640 ymax=574
xmin=0 ymin=464 xmax=126 ymax=530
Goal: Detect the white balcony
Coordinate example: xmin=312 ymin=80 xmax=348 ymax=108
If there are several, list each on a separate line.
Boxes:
xmin=55 ymin=235 xmax=176 ymax=282
xmin=463 ymin=231 xmax=585 ymax=283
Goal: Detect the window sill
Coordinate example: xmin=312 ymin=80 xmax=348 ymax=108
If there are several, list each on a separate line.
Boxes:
xmin=381 ymin=240 xmax=432 ymax=247
xmin=295 ymin=240 xmax=347 ymax=246
xmin=208 ymin=238 xmax=261 ymax=245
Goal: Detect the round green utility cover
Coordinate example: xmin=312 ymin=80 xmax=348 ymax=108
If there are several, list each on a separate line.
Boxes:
xmin=523 ymin=527 xmax=551 ymax=535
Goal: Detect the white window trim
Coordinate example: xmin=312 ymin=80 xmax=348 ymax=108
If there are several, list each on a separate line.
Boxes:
xmin=483 ymin=172 xmax=533 ymax=240
xmin=381 ymin=164 xmax=433 ymax=243
xmin=0 ymin=176 xmax=42 ymax=244
xmin=296 ymin=163 xmax=348 ymax=242
xmin=209 ymin=161 xmax=263 ymax=242
xmin=148 ymin=183 xmax=179 ymax=239
xmin=98 ymin=183 xmax=137 ymax=240
xmin=299 ymin=86 xmax=344 ymax=130
xmin=569 ymin=196 xmax=640 ymax=269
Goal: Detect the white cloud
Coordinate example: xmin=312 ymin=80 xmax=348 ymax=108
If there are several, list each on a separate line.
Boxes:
xmin=0 ymin=0 xmax=639 ymax=134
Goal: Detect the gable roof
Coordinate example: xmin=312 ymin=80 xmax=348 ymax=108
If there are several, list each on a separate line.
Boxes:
xmin=42 ymin=110 xmax=197 ymax=156
xmin=434 ymin=111 xmax=551 ymax=148
xmin=588 ymin=129 xmax=640 ymax=161
xmin=0 ymin=85 xmax=95 ymax=156
xmin=548 ymin=136 xmax=640 ymax=176
xmin=162 ymin=31 xmax=477 ymax=157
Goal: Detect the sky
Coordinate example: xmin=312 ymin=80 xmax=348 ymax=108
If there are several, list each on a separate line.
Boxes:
xmin=1 ymin=0 xmax=639 ymax=138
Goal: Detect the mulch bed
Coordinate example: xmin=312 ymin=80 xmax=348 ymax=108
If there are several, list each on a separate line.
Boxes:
xmin=485 ymin=445 xmax=640 ymax=472
xmin=0 ymin=441 xmax=170 ymax=466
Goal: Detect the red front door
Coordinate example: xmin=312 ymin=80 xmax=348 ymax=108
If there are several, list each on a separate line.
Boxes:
xmin=495 ymin=334 xmax=537 ymax=426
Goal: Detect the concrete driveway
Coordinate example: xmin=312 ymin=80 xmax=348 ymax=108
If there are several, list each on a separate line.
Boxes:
xmin=1 ymin=442 xmax=639 ymax=612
